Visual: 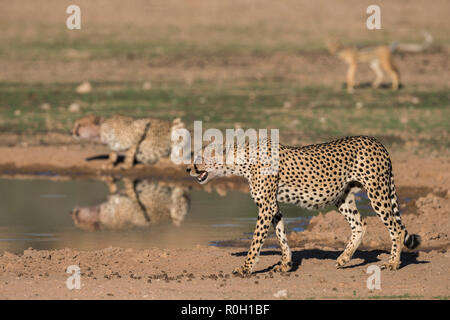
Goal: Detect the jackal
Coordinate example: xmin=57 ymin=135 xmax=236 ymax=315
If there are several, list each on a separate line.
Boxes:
xmin=326 ymin=31 xmax=432 ymax=93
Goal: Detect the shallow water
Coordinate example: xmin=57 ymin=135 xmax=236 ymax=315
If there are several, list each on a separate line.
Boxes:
xmin=0 ymin=177 xmax=374 ymax=253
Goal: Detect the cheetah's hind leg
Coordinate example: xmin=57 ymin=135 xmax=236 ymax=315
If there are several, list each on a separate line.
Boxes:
xmin=366 ymin=178 xmax=404 ymax=271
xmin=335 ymin=185 xmax=366 ymax=268
xmin=101 ymin=152 xmax=119 ymax=170
xmin=271 ymin=212 xmax=293 ymax=272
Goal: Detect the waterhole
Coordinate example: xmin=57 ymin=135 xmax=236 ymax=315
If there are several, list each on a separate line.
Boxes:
xmin=0 ymin=177 xmax=375 ymax=253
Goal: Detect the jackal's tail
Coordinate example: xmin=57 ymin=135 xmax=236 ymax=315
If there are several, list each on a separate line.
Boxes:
xmin=389 ymin=31 xmax=433 ymax=53
xmin=389 ymin=168 xmax=421 ymax=250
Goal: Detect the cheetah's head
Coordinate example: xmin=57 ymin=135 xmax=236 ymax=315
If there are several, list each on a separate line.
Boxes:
xmin=72 ymin=114 xmax=102 ymax=141
xmin=186 ymin=143 xmax=237 ymax=184
xmin=186 ymin=161 xmax=213 ymax=184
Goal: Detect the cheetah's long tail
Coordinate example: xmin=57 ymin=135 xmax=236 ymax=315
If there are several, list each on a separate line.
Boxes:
xmin=389 ymin=168 xmax=421 ymax=250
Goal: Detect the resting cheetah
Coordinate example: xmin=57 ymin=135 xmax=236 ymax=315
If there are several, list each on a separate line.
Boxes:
xmin=72 ymin=114 xmax=189 ymax=168
xmin=187 ymin=136 xmax=420 ymax=275
xmin=71 ymin=178 xmax=190 ymax=231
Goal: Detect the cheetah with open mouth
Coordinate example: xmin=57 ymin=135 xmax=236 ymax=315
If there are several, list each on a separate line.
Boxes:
xmin=187 ymin=136 xmax=420 ymax=276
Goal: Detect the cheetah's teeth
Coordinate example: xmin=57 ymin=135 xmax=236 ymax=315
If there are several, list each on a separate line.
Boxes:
xmin=197 ymin=171 xmax=208 ymax=183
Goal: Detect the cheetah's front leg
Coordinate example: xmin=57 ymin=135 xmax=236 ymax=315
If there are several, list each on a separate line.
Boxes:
xmin=101 ymin=152 xmax=119 ymax=170
xmin=232 ymin=208 xmax=275 ymax=277
xmin=121 ymin=145 xmax=138 ymax=169
xmin=233 ymin=176 xmax=279 ymax=276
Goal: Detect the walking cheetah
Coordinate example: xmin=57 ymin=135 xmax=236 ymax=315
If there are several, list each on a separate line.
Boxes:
xmin=187 ymin=136 xmax=421 ymax=275
xmin=72 ymin=114 xmax=189 ymax=169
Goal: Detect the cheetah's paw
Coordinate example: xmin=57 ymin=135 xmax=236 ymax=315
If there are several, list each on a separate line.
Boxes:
xmin=335 ymin=254 xmax=350 ymax=269
xmin=232 ymin=265 xmax=252 ymax=277
xmin=381 ymin=261 xmax=400 ymax=271
xmin=272 ymin=262 xmax=292 ymax=273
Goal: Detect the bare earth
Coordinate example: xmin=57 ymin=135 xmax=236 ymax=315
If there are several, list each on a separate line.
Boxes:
xmin=0 ymin=246 xmax=448 ymax=300
xmin=0 ymin=145 xmax=448 ymax=299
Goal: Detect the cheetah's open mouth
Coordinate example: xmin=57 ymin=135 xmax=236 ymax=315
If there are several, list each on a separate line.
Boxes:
xmin=197 ymin=171 xmax=208 ymax=183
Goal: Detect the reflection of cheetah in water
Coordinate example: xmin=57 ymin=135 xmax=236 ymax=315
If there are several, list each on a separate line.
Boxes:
xmin=71 ymin=178 xmax=190 ymax=231
xmin=72 ymin=114 xmax=188 ymax=168
xmin=187 ymin=136 xmax=420 ymax=276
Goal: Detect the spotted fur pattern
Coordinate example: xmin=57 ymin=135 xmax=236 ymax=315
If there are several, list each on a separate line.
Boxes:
xmin=187 ymin=136 xmax=420 ymax=275
xmin=72 ymin=114 xmax=188 ymax=168
xmin=71 ymin=178 xmax=190 ymax=231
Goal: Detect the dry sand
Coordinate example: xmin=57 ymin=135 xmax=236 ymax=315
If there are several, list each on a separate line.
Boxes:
xmin=0 ymin=246 xmax=448 ymax=300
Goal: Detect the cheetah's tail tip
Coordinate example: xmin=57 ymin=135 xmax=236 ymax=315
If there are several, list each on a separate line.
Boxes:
xmin=404 ymin=233 xmax=421 ymax=250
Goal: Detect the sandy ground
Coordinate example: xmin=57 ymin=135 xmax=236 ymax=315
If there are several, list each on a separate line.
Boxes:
xmin=0 ymin=145 xmax=448 ymax=299
xmin=0 ymin=246 xmax=448 ymax=300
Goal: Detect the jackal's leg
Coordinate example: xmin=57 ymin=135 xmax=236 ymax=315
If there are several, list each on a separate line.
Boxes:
xmin=370 ymin=60 xmax=384 ymax=88
xmin=346 ymin=62 xmax=357 ymax=93
xmin=381 ymin=59 xmax=400 ymax=90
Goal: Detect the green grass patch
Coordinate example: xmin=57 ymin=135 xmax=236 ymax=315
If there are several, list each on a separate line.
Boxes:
xmin=0 ymin=80 xmax=448 ymax=151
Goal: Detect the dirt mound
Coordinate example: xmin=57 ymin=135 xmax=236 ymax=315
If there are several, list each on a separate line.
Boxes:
xmin=289 ymin=191 xmax=450 ymax=251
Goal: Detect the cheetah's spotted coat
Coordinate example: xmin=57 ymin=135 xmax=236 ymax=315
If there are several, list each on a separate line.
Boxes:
xmin=72 ymin=114 xmax=188 ymax=168
xmin=187 ymin=136 xmax=420 ymax=275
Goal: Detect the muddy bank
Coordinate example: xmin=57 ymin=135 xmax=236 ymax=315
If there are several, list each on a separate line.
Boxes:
xmin=0 ymin=144 xmax=186 ymax=178
xmin=0 ymin=144 xmax=449 ymax=186
xmin=0 ymin=145 xmax=250 ymax=196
